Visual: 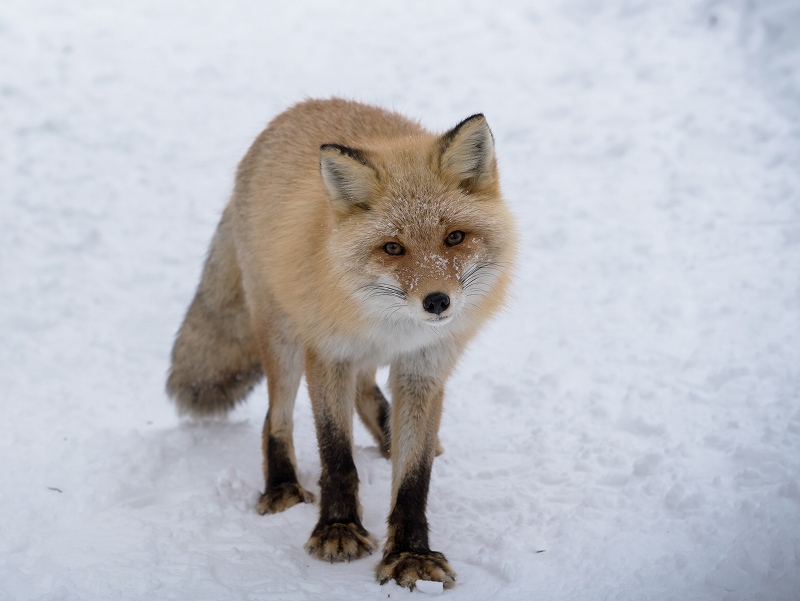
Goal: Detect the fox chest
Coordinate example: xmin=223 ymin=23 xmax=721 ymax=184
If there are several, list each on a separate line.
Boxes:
xmin=313 ymin=319 xmax=450 ymax=366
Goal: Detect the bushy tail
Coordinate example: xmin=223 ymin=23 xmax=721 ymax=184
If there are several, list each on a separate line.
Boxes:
xmin=167 ymin=209 xmax=263 ymax=416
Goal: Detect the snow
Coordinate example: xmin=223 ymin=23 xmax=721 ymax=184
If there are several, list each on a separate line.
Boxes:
xmin=1 ymin=1 xmax=799 ymax=600
xmin=416 ymin=580 xmax=444 ymax=595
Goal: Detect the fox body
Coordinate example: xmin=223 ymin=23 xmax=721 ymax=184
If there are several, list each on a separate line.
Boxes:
xmin=167 ymin=98 xmax=516 ymax=589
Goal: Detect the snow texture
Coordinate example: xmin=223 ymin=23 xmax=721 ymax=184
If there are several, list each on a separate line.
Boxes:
xmin=416 ymin=580 xmax=445 ymax=595
xmin=1 ymin=1 xmax=799 ymax=600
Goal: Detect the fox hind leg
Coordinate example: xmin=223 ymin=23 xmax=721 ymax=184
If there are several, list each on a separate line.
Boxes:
xmin=355 ymin=369 xmax=444 ymax=458
xmin=254 ymin=317 xmax=314 ymax=515
xmin=356 ymin=369 xmax=392 ymax=458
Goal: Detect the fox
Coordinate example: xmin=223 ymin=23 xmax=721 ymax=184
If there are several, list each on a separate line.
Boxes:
xmin=166 ymin=98 xmax=517 ymax=590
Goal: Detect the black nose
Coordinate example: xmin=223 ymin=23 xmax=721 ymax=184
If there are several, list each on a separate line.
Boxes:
xmin=423 ymin=292 xmax=450 ymax=315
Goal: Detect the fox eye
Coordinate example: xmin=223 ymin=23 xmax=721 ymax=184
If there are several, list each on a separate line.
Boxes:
xmin=383 ymin=242 xmax=405 ymax=256
xmin=445 ymin=231 xmax=465 ymax=247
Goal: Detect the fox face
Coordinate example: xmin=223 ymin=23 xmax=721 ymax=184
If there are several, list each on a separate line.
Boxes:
xmin=353 ymin=194 xmax=502 ymax=328
xmin=320 ymin=115 xmax=511 ymax=333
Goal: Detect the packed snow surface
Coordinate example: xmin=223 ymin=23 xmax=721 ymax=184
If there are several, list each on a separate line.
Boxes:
xmin=1 ymin=1 xmax=799 ymax=600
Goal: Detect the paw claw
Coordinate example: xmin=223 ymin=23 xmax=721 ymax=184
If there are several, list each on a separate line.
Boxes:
xmin=305 ymin=522 xmax=374 ymax=563
xmin=257 ymin=482 xmax=314 ymax=515
xmin=376 ymin=551 xmax=456 ymax=590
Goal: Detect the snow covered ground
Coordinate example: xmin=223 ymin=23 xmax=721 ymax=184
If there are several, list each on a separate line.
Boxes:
xmin=2 ymin=1 xmax=799 ymax=599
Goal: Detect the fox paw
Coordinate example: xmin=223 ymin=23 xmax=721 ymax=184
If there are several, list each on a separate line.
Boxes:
xmin=305 ymin=522 xmax=375 ymax=562
xmin=256 ymin=482 xmax=314 ymax=515
xmin=377 ymin=551 xmax=456 ymax=590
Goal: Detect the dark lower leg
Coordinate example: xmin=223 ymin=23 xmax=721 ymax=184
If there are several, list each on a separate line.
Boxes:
xmin=257 ymin=414 xmax=313 ymax=514
xmin=385 ymin=461 xmax=432 ymax=556
xmin=305 ymin=355 xmax=374 ymax=561
xmin=314 ymin=416 xmax=363 ymax=529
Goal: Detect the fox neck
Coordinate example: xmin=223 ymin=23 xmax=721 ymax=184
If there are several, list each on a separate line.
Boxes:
xmin=312 ymin=310 xmax=467 ymax=365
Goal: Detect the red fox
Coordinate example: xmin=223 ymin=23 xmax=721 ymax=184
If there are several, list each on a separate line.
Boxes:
xmin=167 ymin=98 xmax=517 ymax=590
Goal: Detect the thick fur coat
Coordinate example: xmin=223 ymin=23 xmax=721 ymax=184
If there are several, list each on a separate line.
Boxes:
xmin=167 ymin=98 xmax=517 ymax=590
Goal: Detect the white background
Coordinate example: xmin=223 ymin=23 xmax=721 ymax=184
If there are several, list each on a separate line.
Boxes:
xmin=1 ymin=1 xmax=799 ymax=599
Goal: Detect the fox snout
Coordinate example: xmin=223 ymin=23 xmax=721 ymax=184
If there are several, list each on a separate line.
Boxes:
xmin=422 ymin=292 xmax=450 ymax=315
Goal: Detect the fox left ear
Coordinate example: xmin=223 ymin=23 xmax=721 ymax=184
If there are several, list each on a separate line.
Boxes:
xmin=439 ymin=114 xmax=496 ymax=192
xmin=319 ymin=143 xmax=379 ymax=212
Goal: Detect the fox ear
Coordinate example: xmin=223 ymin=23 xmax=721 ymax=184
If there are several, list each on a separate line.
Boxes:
xmin=439 ymin=114 xmax=496 ymax=192
xmin=320 ymin=144 xmax=378 ymax=211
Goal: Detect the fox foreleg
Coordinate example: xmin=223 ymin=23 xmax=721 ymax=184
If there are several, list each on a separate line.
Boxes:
xmin=377 ymin=348 xmax=457 ymax=590
xmin=304 ymin=351 xmax=376 ymax=562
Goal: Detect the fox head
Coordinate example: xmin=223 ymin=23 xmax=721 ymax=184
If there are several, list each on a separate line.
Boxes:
xmin=320 ymin=114 xmax=516 ymax=330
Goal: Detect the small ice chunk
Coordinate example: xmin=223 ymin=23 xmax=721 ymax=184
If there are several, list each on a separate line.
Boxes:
xmin=415 ymin=580 xmax=444 ymax=594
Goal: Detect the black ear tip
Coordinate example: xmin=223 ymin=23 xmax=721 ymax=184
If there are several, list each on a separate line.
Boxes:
xmin=461 ymin=113 xmax=487 ymax=127
xmin=445 ymin=114 xmax=490 ymax=143
xmin=320 ymin=143 xmax=369 ymax=166
xmin=320 ymin=143 xmax=345 ymax=153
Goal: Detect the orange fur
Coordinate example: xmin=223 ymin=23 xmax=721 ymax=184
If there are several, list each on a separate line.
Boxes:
xmin=167 ymin=98 xmax=517 ymax=589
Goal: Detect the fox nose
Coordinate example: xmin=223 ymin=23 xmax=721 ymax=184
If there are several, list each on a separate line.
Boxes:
xmin=423 ymin=292 xmax=450 ymax=315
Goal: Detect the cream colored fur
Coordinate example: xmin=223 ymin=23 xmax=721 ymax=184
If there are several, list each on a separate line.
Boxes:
xmin=167 ymin=98 xmax=517 ymax=589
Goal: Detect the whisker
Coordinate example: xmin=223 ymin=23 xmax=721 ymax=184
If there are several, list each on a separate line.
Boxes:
xmin=460 ymin=263 xmax=504 ymax=296
xmin=357 ymin=282 xmax=406 ymax=300
xmin=375 ymin=300 xmax=408 ymax=321
xmin=333 ymin=264 xmax=362 ymax=294
xmin=387 ymin=305 xmax=405 ymax=320
xmin=459 ymin=261 xmax=504 ymax=288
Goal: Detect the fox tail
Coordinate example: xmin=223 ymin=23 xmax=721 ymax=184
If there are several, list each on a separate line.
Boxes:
xmin=166 ymin=209 xmax=262 ymax=416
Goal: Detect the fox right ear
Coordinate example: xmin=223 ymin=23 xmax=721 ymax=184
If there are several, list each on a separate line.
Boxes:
xmin=320 ymin=144 xmax=378 ymax=211
xmin=439 ymin=114 xmax=496 ymax=193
